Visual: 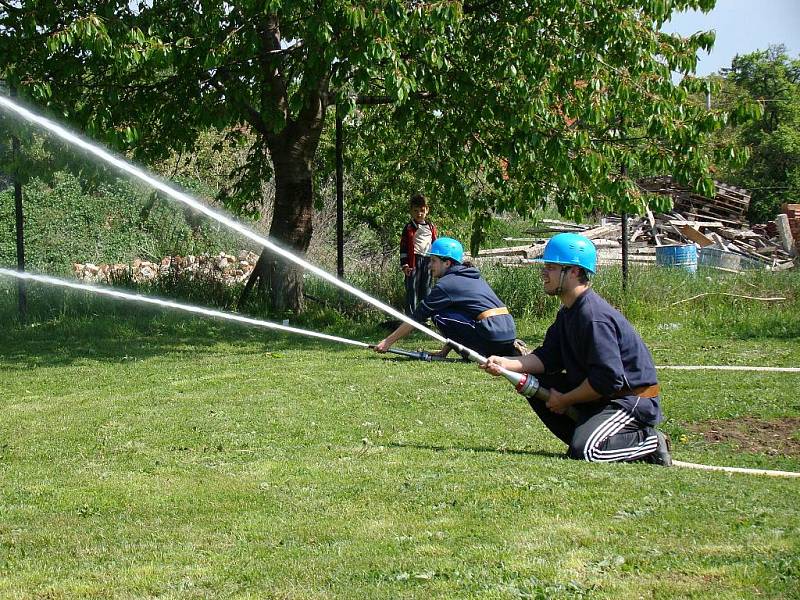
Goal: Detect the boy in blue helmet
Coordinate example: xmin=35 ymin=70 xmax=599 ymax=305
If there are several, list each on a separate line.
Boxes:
xmin=482 ymin=233 xmax=672 ymax=466
xmin=375 ymin=237 xmax=521 ymax=358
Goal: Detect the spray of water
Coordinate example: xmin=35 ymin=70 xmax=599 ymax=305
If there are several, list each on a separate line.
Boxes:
xmin=0 ymin=94 xmax=447 ymax=344
xmin=0 ymin=268 xmax=370 ymax=348
xmin=5 ymin=101 xmax=800 ymax=481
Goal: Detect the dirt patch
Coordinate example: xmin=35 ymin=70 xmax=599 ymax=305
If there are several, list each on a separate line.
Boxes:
xmin=690 ymin=417 xmax=800 ymax=458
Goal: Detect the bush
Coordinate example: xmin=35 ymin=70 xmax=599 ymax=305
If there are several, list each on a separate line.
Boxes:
xmin=0 ymin=172 xmax=251 ymax=274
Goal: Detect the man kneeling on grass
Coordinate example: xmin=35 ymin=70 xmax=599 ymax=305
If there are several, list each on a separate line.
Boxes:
xmin=482 ymin=233 xmax=671 ymax=465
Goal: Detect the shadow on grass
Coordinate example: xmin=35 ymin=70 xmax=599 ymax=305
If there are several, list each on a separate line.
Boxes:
xmin=388 ymin=441 xmax=564 ymax=459
xmin=0 ymin=299 xmax=384 ymax=369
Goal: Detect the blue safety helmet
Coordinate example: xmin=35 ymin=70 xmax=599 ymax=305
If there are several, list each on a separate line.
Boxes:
xmin=537 ymin=233 xmax=597 ymax=274
xmin=427 ymin=237 xmax=464 ymax=264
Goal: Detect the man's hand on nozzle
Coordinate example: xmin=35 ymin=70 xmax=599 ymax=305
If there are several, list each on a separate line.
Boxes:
xmin=401 ymin=265 xmax=413 ymax=276
xmin=374 ymin=339 xmax=392 ymax=353
xmin=480 ymin=356 xmax=508 ymax=376
xmin=545 ymin=389 xmax=572 ymax=415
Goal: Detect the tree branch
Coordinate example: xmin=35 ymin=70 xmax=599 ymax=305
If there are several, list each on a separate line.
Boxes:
xmin=257 ymin=14 xmax=289 ymax=125
xmin=355 ymin=91 xmax=437 ymax=105
xmin=462 ymin=0 xmax=504 ymax=14
xmin=207 ymin=74 xmax=270 ymax=138
xmin=265 ymin=39 xmax=303 ymax=55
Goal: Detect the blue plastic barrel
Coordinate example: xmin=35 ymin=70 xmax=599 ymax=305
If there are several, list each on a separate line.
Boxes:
xmin=655 ymin=244 xmax=697 ymax=273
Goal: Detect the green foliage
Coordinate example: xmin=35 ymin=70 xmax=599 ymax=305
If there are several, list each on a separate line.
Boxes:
xmin=0 ymin=171 xmax=244 ymax=273
xmin=715 ymin=45 xmax=800 ymax=221
xmin=2 ymin=0 xmax=739 ymax=245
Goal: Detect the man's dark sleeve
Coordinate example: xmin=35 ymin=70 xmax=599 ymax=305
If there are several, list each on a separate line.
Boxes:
xmin=412 ymin=284 xmax=451 ymax=322
xmin=584 ymin=320 xmax=626 ymax=396
xmin=532 ymin=320 xmax=564 ymax=373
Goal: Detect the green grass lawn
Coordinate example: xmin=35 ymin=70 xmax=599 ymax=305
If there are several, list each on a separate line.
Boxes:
xmin=1 ymin=295 xmax=798 ymax=599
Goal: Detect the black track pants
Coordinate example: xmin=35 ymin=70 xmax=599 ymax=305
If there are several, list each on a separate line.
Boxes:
xmin=404 ymin=255 xmax=432 ymax=316
xmin=530 ymin=374 xmax=659 ymax=462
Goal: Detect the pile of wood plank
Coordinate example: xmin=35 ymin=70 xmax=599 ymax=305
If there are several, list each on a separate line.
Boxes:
xmin=638 ymin=176 xmax=751 ymax=222
xmin=468 ymin=183 xmax=797 ymax=272
xmin=782 ymin=203 xmax=800 ymax=252
xmin=610 ymin=212 xmax=794 ymax=271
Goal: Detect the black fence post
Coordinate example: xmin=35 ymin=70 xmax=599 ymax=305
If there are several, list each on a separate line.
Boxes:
xmin=621 ymin=212 xmax=628 ymax=292
xmin=335 ymin=103 xmax=344 ymax=281
xmin=10 ymin=85 xmax=27 ymax=321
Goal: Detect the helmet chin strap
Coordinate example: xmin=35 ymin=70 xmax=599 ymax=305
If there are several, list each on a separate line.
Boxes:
xmin=556 ymin=266 xmax=569 ymax=295
xmin=555 ymin=265 xmax=592 ymax=295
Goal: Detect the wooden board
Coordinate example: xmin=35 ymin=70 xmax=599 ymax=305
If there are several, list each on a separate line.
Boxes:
xmin=676 ymin=225 xmax=714 ymax=247
xmin=668 ymin=219 xmax=723 ymax=228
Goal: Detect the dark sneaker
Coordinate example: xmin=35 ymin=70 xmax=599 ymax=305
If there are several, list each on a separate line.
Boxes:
xmin=649 ymin=431 xmax=672 ymax=467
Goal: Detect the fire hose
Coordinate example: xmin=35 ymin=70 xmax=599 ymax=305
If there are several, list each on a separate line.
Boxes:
xmin=442 ymin=338 xmax=800 ymax=478
xmin=2 ymin=94 xmax=795 ymax=478
xmin=369 ymin=346 xmax=466 ymax=363
xmin=2 ymin=268 xmax=798 ymax=478
xmin=375 ymin=338 xmax=553 ymax=404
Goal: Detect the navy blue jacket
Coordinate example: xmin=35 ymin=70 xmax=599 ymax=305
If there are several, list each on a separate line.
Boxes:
xmin=412 ymin=265 xmax=516 ymax=342
xmin=533 ymin=289 xmax=662 ymax=425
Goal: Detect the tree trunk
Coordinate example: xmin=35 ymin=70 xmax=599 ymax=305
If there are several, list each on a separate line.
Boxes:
xmin=239 ymin=135 xmax=320 ymax=312
xmin=265 ymin=156 xmax=315 ymax=312
xmin=238 ymin=54 xmax=329 ymax=312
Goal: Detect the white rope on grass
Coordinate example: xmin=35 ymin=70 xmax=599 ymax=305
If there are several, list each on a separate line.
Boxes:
xmin=657 ymin=364 xmax=800 ymax=477
xmin=656 ymin=365 xmax=800 ymax=476
xmin=672 ymin=460 xmax=800 ymax=478
xmin=658 ymin=365 xmax=800 ymax=373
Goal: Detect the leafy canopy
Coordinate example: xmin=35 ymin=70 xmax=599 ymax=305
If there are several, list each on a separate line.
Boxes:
xmin=719 ymin=45 xmax=800 ymax=221
xmin=1 ymin=1 xmax=740 ymax=230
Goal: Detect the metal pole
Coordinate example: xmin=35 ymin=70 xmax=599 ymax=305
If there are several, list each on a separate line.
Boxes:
xmin=621 ymin=211 xmax=628 ymax=291
xmin=10 ymin=85 xmax=26 ymax=321
xmin=335 ymin=103 xmax=344 ymax=280
xmin=620 ymin=157 xmax=629 ymax=291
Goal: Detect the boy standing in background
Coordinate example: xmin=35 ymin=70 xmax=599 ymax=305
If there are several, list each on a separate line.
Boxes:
xmin=400 ymin=193 xmax=437 ymax=316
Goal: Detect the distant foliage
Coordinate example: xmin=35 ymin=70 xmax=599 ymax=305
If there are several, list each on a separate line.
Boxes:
xmin=715 ymin=45 xmax=800 ymax=222
xmin=0 ymin=172 xmax=246 ymax=273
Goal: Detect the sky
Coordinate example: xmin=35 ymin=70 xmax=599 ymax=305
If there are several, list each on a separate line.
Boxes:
xmin=662 ymin=0 xmax=800 ymax=76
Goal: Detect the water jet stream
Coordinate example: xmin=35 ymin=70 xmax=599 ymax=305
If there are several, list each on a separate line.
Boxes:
xmin=0 ymin=268 xmax=370 ymax=349
xmin=4 ymin=99 xmax=798 ymax=479
xmin=0 ymin=94 xmax=446 ymax=344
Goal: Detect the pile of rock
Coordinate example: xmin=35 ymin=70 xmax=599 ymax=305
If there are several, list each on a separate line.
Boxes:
xmin=73 ymin=251 xmax=261 ymax=285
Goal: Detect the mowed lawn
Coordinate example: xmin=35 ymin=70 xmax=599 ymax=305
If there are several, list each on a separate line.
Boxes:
xmin=1 ymin=311 xmax=799 ymax=599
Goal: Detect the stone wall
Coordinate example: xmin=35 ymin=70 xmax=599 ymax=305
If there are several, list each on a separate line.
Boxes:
xmin=73 ymin=251 xmax=260 ymax=285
